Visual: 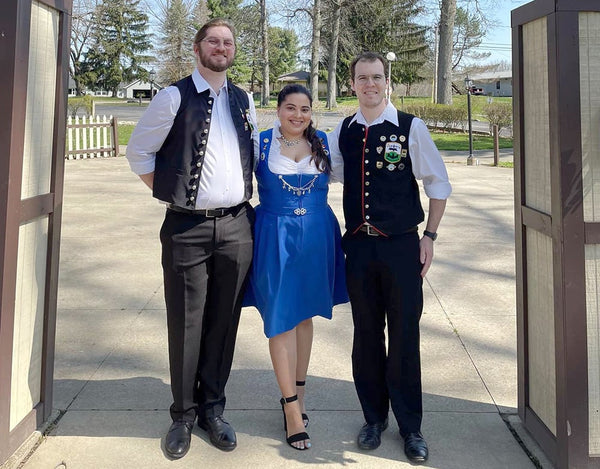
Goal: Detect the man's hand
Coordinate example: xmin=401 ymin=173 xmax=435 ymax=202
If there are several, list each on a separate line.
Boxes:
xmin=419 ymin=235 xmax=434 ymax=277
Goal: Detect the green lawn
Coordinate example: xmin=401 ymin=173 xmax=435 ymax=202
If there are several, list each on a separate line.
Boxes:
xmin=115 ymin=124 xmax=512 ymax=151
xmin=430 ymin=132 xmax=513 ymax=151
xmin=118 ymin=124 xmax=135 ymax=145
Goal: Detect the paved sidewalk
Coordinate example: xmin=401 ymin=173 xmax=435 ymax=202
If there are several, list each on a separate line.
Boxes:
xmin=16 ymin=154 xmax=553 ymax=468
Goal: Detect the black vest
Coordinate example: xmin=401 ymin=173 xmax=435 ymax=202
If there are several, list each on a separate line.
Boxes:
xmin=339 ymin=111 xmax=424 ymax=236
xmin=153 ymin=75 xmax=254 ymax=207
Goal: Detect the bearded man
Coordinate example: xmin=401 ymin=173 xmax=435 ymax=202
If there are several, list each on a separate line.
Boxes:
xmin=126 ymin=18 xmax=257 ymax=459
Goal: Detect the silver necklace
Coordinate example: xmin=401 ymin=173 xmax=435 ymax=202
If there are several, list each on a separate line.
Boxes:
xmin=279 ymin=134 xmax=303 ymax=147
xmin=278 ymin=174 xmax=319 ymax=196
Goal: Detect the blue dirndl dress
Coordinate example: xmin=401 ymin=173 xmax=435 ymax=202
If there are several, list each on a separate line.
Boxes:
xmin=245 ymin=129 xmax=348 ymax=338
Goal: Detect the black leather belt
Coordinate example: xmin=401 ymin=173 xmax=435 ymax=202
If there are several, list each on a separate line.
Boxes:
xmin=167 ymin=202 xmax=247 ymax=218
xmin=358 ymin=225 xmax=418 ymax=237
xmin=359 ymin=225 xmax=382 ymax=236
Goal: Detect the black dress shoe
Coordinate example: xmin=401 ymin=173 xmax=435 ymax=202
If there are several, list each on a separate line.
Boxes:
xmin=403 ymin=432 xmax=429 ymax=463
xmin=198 ymin=415 xmax=237 ymax=451
xmin=165 ymin=420 xmax=194 ymax=459
xmin=357 ymin=418 xmax=389 ymax=450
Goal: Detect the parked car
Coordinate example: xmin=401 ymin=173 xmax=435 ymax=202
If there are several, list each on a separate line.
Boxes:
xmin=469 ymin=86 xmax=485 ymax=95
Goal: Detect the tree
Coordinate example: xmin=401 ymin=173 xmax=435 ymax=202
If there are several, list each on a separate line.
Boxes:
xmin=70 ymin=0 xmax=99 ymax=95
xmin=310 ymin=0 xmax=322 ymax=101
xmin=85 ymin=0 xmax=153 ymax=96
xmin=394 ymin=23 xmax=428 ymax=96
xmin=436 ymin=0 xmax=457 ymax=104
xmin=158 ymin=0 xmax=195 ymax=84
xmin=268 ymin=27 xmax=299 ymax=84
xmin=258 ymin=0 xmax=270 ymax=106
xmin=325 ymin=0 xmax=341 ymax=108
xmin=230 ymin=3 xmax=260 ymax=88
xmin=329 ymin=0 xmax=427 ymax=97
xmin=190 ymin=0 xmax=210 ymax=30
xmin=452 ymin=6 xmax=490 ymax=70
xmin=206 ymin=0 xmax=240 ymax=17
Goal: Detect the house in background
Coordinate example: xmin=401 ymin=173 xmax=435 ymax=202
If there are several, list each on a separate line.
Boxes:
xmin=68 ymin=79 xmax=163 ymax=98
xmin=275 ymin=70 xmax=328 ymax=97
xmin=118 ymin=79 xmax=162 ymax=99
xmin=470 ymin=70 xmax=513 ymax=97
xmin=68 ymin=77 xmax=77 ymax=96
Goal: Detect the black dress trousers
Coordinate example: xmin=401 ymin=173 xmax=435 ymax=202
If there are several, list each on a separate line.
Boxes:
xmin=160 ymin=205 xmax=254 ymax=423
xmin=342 ymin=230 xmax=424 ymax=436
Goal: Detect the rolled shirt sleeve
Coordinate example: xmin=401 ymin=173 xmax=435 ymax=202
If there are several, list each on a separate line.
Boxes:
xmin=125 ymin=86 xmax=181 ymax=175
xmin=327 ymin=121 xmax=345 ymax=184
xmin=409 ymin=117 xmax=452 ymax=200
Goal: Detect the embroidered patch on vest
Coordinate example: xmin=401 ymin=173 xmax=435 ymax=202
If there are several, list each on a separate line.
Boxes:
xmin=384 ymin=142 xmax=401 ymax=163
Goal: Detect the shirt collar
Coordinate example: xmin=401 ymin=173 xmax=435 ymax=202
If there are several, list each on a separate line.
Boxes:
xmin=192 ymin=68 xmax=228 ymax=97
xmin=348 ymin=100 xmax=398 ymax=127
xmin=272 ymin=119 xmax=283 ymax=139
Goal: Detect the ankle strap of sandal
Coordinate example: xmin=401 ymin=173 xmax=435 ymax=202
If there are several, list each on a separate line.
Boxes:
xmin=283 ymin=394 xmax=298 ymax=404
xmin=296 ymin=381 xmax=306 ymax=387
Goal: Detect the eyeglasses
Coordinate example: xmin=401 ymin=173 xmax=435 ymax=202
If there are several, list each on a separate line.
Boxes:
xmin=201 ymin=37 xmax=235 ymax=49
xmin=355 ymin=74 xmax=385 ymax=84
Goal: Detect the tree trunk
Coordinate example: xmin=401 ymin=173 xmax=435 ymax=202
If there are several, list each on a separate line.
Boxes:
xmin=436 ymin=0 xmax=457 ymax=105
xmin=260 ymin=0 xmax=270 ymax=106
xmin=326 ymin=0 xmax=341 ymax=109
xmin=310 ymin=0 xmax=321 ymax=102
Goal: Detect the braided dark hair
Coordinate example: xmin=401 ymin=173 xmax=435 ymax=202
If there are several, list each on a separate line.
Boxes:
xmin=277 ymin=84 xmax=331 ymax=174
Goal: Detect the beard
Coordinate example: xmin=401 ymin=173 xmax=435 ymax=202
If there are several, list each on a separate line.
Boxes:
xmin=199 ymin=50 xmax=234 ymax=72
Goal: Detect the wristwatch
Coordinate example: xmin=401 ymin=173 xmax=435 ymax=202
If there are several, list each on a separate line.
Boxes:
xmin=423 ymin=230 xmax=437 ymax=241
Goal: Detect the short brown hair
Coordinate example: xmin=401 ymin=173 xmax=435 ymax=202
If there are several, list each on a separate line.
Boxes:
xmin=193 ymin=18 xmax=236 ymax=47
xmin=350 ymin=52 xmax=387 ymax=80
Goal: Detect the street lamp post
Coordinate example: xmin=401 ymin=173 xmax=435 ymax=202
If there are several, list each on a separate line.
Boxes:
xmin=385 ymin=51 xmax=396 ymax=101
xmin=149 ymin=69 xmax=156 ymax=100
xmin=465 ymin=75 xmax=475 ymax=166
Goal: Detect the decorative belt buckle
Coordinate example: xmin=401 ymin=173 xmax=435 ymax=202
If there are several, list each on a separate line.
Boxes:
xmin=366 ymin=225 xmax=378 ymax=236
xmin=294 ymin=208 xmax=307 ymax=216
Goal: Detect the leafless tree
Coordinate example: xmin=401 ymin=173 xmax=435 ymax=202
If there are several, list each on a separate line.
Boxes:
xmin=275 ymin=0 xmax=322 ymax=102
xmin=325 ymin=0 xmax=341 ymax=109
xmin=310 ymin=0 xmax=321 ymax=102
xmin=70 ymin=0 xmax=98 ymax=95
xmin=436 ymin=0 xmax=457 ymax=104
xmin=257 ymin=0 xmax=270 ymax=105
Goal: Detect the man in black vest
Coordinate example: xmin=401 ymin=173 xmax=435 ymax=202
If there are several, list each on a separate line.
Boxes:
xmin=329 ymin=52 xmax=451 ymax=463
xmin=126 ymin=18 xmax=256 ymax=459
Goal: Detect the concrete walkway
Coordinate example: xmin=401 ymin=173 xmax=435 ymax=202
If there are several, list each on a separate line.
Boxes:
xmin=17 ymin=152 xmax=553 ymax=468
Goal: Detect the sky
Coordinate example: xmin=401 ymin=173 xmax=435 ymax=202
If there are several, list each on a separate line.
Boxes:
xmin=143 ymin=0 xmax=533 ymax=68
xmin=476 ymin=0 xmax=532 ymax=65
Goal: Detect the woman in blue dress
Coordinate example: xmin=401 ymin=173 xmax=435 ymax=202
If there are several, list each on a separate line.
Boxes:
xmin=245 ymin=84 xmax=348 ymax=450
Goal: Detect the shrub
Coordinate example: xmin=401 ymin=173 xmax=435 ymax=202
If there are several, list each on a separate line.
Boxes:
xmin=67 ymin=95 xmax=94 ymax=117
xmin=483 ymin=102 xmax=512 ymax=134
xmin=402 ymin=103 xmax=467 ymax=132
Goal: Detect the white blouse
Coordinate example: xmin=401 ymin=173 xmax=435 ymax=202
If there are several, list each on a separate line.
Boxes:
xmin=256 ymin=121 xmax=322 ymax=176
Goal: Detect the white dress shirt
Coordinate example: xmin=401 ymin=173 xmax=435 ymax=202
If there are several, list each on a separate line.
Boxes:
xmin=328 ymin=101 xmax=452 ymax=200
xmin=126 ymin=68 xmax=258 ymax=209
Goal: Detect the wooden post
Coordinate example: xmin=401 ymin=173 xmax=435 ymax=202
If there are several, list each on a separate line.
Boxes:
xmin=0 ymin=0 xmax=71 ymax=464
xmin=111 ymin=116 xmax=119 ymax=157
xmin=493 ymin=124 xmax=499 ymax=166
xmin=513 ymin=1 xmax=600 ymax=467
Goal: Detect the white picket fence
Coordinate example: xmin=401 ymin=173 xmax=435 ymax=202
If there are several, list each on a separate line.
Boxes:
xmin=65 ymin=115 xmax=119 ymax=159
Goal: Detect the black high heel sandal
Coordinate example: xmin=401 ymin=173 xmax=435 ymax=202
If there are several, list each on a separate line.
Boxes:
xmin=296 ymin=380 xmax=309 ymax=428
xmin=280 ymin=394 xmax=310 ymax=450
